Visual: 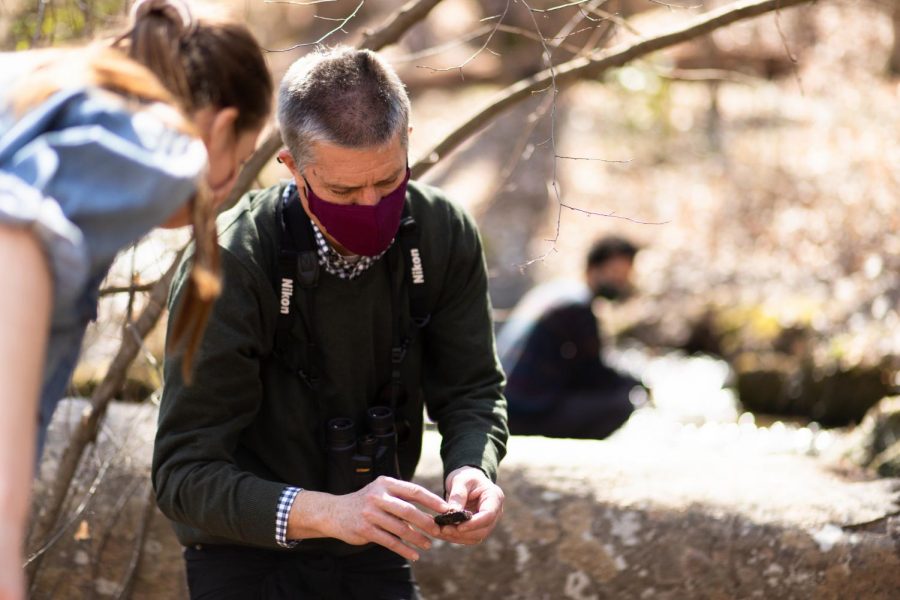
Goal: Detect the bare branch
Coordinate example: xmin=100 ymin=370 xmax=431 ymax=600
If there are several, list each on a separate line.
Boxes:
xmin=265 ymin=0 xmax=364 ymax=53
xmin=98 ymin=282 xmax=156 ymax=297
xmin=415 ymin=0 xmax=511 ymax=77
xmin=411 ymin=0 xmax=816 ymax=179
xmin=476 ymin=94 xmax=556 ymax=220
xmin=530 ymin=0 xmax=593 ymax=13
xmin=26 ymin=450 xmax=116 ymax=571
xmin=656 ymin=66 xmax=761 ymax=84
xmin=582 ymin=5 xmax=643 ymax=37
xmin=114 ymin=486 xmax=156 ymax=600
xmin=26 ymin=252 xmax=182 ymax=582
xmin=391 ymin=23 xmax=495 ymax=63
xmin=264 ymin=0 xmax=336 ymax=5
xmin=554 ymin=154 xmax=631 ymax=163
xmin=359 ymin=0 xmax=444 ymax=51
xmin=774 ymin=0 xmax=805 ymax=94
xmin=559 ymin=202 xmax=670 ymax=225
xmin=647 ymin=0 xmax=704 ymax=9
xmin=395 ymin=22 xmax=598 ymax=65
xmin=520 ymin=0 xmax=564 ymax=243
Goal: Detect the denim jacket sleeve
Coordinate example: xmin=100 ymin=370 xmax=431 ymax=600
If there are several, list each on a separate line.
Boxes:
xmin=0 ymin=75 xmax=207 ymax=308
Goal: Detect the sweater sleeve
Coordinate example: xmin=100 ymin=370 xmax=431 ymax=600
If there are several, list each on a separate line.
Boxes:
xmin=152 ymin=248 xmax=287 ymax=549
xmin=421 ymin=205 xmax=509 ymax=482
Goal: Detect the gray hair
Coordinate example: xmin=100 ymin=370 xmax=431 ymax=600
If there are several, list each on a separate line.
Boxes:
xmin=277 ymin=46 xmax=411 ymax=170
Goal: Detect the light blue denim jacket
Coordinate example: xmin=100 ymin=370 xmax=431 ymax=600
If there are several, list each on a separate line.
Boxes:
xmin=0 ymin=53 xmax=207 ymax=453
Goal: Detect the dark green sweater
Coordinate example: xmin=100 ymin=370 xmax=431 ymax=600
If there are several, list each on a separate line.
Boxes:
xmin=152 ymin=180 xmax=508 ymax=550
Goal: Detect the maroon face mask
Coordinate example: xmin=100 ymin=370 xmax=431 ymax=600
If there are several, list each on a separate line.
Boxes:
xmin=304 ymin=168 xmax=410 ymax=257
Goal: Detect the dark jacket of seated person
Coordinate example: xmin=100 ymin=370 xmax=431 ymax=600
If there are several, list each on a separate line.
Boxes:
xmin=497 ymin=237 xmax=642 ymax=439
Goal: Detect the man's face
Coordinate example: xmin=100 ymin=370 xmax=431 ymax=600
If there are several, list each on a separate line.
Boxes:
xmin=587 ymin=255 xmax=635 ymax=301
xmin=277 ymin=133 xmax=407 ymax=253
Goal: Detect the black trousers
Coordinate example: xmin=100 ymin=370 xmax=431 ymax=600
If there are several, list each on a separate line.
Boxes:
xmin=183 ymin=543 xmax=421 ymax=600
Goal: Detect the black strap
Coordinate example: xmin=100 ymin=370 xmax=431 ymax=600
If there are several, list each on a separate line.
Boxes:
xmin=396 ymin=213 xmax=430 ymax=329
xmin=276 ymin=192 xmax=321 ymax=390
xmin=274 ymin=189 xmax=432 ymax=405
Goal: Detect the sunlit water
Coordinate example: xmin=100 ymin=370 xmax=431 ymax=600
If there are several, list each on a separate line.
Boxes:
xmin=608 ymin=349 xmax=839 ymax=457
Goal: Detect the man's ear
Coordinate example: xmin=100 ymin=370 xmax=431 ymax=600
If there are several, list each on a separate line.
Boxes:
xmin=277 ymin=149 xmax=299 ymax=177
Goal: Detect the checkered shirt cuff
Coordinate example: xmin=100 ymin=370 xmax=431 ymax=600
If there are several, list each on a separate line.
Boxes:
xmin=275 ymin=486 xmax=302 ymax=548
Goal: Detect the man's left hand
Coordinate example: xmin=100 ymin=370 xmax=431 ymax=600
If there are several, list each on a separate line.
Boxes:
xmin=436 ymin=466 xmax=504 ymax=545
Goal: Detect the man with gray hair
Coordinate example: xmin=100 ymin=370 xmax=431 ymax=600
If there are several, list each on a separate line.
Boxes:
xmin=153 ymin=46 xmax=509 ymax=599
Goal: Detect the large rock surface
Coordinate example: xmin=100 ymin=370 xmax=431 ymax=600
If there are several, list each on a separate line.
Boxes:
xmin=30 ymin=401 xmax=900 ymax=599
xmin=412 ymin=420 xmax=900 ymax=600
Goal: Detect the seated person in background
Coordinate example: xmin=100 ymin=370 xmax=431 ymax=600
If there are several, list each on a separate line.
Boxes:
xmin=496 ymin=235 xmax=643 ymax=439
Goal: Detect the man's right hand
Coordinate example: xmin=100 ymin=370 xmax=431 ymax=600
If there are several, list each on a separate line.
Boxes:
xmin=287 ymin=477 xmax=450 ymax=561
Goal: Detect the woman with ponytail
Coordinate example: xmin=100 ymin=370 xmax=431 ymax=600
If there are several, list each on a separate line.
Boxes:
xmin=0 ymin=2 xmax=272 ymax=597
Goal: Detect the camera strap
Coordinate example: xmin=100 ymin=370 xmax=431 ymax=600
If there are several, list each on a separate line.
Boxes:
xmin=274 ymin=184 xmax=432 ymax=406
xmin=385 ymin=214 xmax=429 ymax=410
xmin=276 ymin=190 xmax=321 ymax=391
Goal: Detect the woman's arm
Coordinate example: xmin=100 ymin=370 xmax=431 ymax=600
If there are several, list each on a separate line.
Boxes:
xmin=0 ymin=224 xmax=51 ymax=600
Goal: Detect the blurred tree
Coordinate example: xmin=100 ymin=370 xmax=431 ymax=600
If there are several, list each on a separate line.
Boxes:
xmin=4 ymin=0 xmax=127 ymax=50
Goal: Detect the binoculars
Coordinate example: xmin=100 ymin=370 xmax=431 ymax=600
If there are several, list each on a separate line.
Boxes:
xmin=325 ymin=406 xmax=400 ymax=495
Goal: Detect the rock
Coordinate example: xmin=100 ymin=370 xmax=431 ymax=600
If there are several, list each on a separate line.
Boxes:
xmin=734 ymin=356 xmax=892 ymax=426
xmin=834 ymin=396 xmax=900 ymax=478
xmin=411 ymin=425 xmax=900 ymax=599
xmin=30 ymin=401 xmax=900 ymax=599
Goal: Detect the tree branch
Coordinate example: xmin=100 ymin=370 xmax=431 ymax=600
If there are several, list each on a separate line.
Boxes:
xmin=26 ymin=253 xmax=181 ymax=583
xmin=265 ymin=0 xmax=364 ymax=52
xmin=411 ymin=0 xmax=815 ymax=179
xmin=359 ymin=0 xmax=444 ymax=51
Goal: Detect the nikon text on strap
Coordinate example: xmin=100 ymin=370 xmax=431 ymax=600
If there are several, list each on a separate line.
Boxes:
xmin=276 ymin=191 xmax=321 ymax=390
xmin=275 ymin=184 xmax=431 ymax=409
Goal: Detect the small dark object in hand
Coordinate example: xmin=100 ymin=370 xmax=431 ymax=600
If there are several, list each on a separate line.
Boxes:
xmin=434 ymin=509 xmax=473 ymax=526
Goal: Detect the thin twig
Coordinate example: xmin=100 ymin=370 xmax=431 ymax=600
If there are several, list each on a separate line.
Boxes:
xmin=521 ymin=0 xmax=564 ymax=247
xmin=559 ymin=202 xmax=670 ymax=225
xmin=554 ymin=154 xmax=631 ymax=163
xmin=774 ymin=0 xmax=805 ymax=95
xmin=264 ymin=0 xmax=335 ymax=4
xmin=656 ymin=66 xmax=761 ymax=84
xmin=98 ymin=282 xmax=156 ymax=297
xmin=25 ymin=448 xmax=116 ymax=569
xmin=115 ymin=486 xmax=157 ymax=600
xmin=529 ymin=0 xmax=592 ymax=13
xmin=475 ymin=94 xmax=556 ymax=221
xmin=91 ymin=476 xmax=146 ymax=577
xmin=415 ymin=1 xmax=510 ymax=78
xmin=647 ymin=0 xmax=704 ymax=9
xmin=25 ymin=251 xmax=182 ymax=583
xmin=395 ymin=22 xmax=596 ymax=64
xmin=264 ymin=0 xmax=364 ymax=53
xmin=411 ymin=0 xmax=816 ymax=179
xmin=582 ymin=5 xmax=642 ymax=37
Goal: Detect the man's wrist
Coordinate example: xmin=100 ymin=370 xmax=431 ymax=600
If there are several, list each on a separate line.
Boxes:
xmin=287 ymin=489 xmax=331 ymax=540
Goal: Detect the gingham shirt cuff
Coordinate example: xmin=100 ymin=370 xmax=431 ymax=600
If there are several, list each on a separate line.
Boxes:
xmin=275 ymin=486 xmax=302 ymax=548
